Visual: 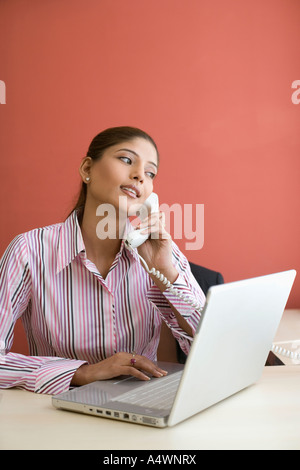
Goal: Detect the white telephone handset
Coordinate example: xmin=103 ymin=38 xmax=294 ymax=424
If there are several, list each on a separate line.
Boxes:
xmin=125 ymin=193 xmax=159 ymax=249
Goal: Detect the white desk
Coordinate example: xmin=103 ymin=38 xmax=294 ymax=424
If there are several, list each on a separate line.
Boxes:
xmin=0 ymin=310 xmax=299 ymax=451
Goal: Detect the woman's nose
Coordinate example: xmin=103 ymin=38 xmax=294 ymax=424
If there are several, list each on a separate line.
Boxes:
xmin=130 ymin=165 xmax=144 ymax=182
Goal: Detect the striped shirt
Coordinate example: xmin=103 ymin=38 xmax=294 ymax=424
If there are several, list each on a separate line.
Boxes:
xmin=0 ymin=211 xmax=205 ymax=394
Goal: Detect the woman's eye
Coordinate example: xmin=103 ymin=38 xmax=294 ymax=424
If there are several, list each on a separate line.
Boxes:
xmin=119 ymin=156 xmax=132 ymax=164
xmin=119 ymin=156 xmax=156 ymax=179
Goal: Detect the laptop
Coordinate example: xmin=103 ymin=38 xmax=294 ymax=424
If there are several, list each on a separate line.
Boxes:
xmin=52 ymin=269 xmax=296 ymax=427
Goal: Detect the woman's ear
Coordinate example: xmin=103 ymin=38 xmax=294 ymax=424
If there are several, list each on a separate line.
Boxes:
xmin=79 ymin=157 xmax=93 ymax=183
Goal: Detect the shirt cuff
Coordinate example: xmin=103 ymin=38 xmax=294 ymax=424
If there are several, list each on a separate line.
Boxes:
xmin=34 ymin=358 xmax=87 ymax=394
xmin=0 ymin=353 xmax=87 ymax=395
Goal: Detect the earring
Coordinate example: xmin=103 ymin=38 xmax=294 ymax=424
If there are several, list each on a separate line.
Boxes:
xmin=86 ymin=177 xmax=90 ymax=182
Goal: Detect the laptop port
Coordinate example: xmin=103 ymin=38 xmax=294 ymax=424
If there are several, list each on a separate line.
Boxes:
xmin=123 ymin=413 xmax=129 ymax=419
xmin=105 ymin=411 xmax=111 ymax=416
xmin=142 ymin=417 xmax=157 ymax=425
xmin=96 ymin=409 xmax=103 ymax=414
xmin=114 ymin=412 xmax=120 ymax=418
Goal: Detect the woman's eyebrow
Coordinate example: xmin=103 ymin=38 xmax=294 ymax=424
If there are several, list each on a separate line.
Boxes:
xmin=117 ymin=148 xmax=158 ymax=168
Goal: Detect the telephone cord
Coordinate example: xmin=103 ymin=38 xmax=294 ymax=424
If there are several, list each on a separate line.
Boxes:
xmin=271 ymin=344 xmax=300 ymax=361
xmin=134 ymin=250 xmax=204 ymax=314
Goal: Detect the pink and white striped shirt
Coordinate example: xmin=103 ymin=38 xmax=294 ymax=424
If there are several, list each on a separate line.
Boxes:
xmin=0 ymin=211 xmax=205 ymax=394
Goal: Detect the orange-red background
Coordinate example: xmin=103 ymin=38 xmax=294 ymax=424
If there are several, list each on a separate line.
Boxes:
xmin=1 ymin=0 xmax=300 ymax=354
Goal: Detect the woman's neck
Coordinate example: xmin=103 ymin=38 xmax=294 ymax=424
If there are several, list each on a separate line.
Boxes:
xmin=80 ymin=203 xmax=127 ymax=265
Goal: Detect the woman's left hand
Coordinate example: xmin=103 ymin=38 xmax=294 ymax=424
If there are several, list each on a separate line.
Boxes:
xmin=136 ymin=212 xmax=179 ymax=286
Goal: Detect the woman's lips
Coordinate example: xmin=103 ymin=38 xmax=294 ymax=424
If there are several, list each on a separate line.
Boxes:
xmin=120 ymin=185 xmax=141 ymax=198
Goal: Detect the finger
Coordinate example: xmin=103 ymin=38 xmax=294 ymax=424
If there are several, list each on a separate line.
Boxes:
xmin=159 ymin=211 xmax=166 ymax=228
xmin=138 ymin=212 xmax=160 ymax=228
xmin=138 ymin=216 xmax=168 ymax=237
xmin=138 ymin=219 xmax=157 ymax=230
xmin=121 ymin=365 xmax=151 ymax=381
xmin=138 ymin=227 xmax=170 ymax=242
xmin=134 ymin=356 xmax=168 ymax=378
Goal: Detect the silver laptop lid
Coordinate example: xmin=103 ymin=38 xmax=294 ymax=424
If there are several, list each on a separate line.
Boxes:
xmin=168 ymin=269 xmax=296 ymax=426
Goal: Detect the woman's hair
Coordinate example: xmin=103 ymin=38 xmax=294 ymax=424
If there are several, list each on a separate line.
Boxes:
xmin=70 ymin=126 xmax=159 ymax=216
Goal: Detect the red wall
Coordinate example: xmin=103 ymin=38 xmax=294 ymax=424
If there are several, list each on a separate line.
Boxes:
xmin=1 ymin=0 xmax=300 ymax=354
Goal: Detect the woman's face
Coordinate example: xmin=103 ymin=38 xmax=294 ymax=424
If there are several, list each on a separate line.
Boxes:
xmin=81 ymin=137 xmax=158 ymax=214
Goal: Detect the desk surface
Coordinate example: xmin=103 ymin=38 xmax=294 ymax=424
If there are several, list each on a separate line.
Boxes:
xmin=1 ymin=310 xmax=300 ymax=451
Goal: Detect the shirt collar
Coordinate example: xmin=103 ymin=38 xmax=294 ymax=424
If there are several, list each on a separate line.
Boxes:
xmin=56 ymin=211 xmax=139 ymax=273
xmin=56 ymin=211 xmax=85 ymax=273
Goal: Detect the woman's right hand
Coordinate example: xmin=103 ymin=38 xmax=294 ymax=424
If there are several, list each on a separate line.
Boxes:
xmin=71 ymin=352 xmax=168 ymax=386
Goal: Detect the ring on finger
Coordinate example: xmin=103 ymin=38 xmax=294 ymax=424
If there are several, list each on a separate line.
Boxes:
xmin=130 ymin=351 xmax=137 ymax=366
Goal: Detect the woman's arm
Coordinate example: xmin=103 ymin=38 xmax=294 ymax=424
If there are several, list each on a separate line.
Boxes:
xmin=136 ymin=212 xmax=205 ymax=347
xmin=0 ymin=235 xmax=87 ymax=394
xmin=0 ymin=234 xmax=170 ymax=393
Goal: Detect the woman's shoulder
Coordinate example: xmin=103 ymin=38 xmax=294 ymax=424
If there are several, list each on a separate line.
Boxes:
xmin=8 ymin=221 xmax=64 ymax=254
xmin=22 ymin=220 xmax=63 ymax=239
xmin=1 ymin=221 xmax=62 ymax=265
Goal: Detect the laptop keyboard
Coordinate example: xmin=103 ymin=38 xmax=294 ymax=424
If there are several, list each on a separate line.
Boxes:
xmin=112 ymin=371 xmax=183 ymax=410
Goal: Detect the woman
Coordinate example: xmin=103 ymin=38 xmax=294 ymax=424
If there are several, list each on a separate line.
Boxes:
xmin=0 ymin=126 xmax=205 ymax=394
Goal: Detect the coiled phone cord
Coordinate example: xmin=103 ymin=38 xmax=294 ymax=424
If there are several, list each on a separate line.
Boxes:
xmin=133 ymin=248 xmax=204 ymax=314
xmin=271 ymin=344 xmax=300 ymax=361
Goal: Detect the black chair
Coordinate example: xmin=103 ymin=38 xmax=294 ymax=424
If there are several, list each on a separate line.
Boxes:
xmin=176 ymin=262 xmax=283 ymax=366
xmin=176 ymin=262 xmax=224 ymax=364
xmin=189 ymin=262 xmax=224 ymax=296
